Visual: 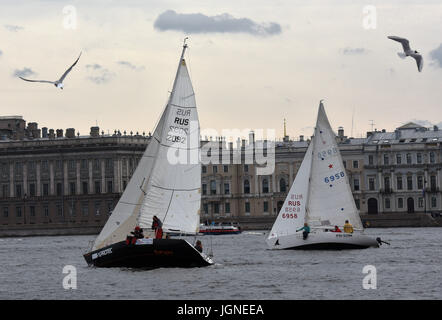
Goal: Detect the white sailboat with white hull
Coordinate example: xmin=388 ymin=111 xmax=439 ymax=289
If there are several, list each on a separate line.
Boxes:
xmin=84 ymin=40 xmax=213 ymax=268
xmin=266 ymin=101 xmax=379 ymax=250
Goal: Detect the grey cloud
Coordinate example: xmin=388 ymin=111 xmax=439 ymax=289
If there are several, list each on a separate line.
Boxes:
xmin=85 ymin=64 xmax=114 ymax=84
xmin=4 ymin=24 xmax=24 ymax=32
xmin=13 ymin=68 xmax=36 ymax=78
xmin=429 ymin=44 xmax=442 ymax=68
xmin=117 ymin=60 xmax=145 ymax=71
xmin=85 ymin=64 xmax=103 ymax=70
xmin=154 ymin=10 xmax=282 ymax=36
xmin=340 ymin=47 xmax=369 ymax=55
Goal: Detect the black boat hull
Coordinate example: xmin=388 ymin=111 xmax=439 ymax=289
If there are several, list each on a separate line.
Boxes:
xmin=83 ymin=239 xmax=213 ymax=268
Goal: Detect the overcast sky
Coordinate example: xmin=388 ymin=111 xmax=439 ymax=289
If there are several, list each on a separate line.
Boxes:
xmin=1 ymin=0 xmax=441 ymax=140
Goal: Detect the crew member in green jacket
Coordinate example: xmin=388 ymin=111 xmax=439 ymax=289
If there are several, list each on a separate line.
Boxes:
xmin=296 ymin=223 xmax=311 ymax=240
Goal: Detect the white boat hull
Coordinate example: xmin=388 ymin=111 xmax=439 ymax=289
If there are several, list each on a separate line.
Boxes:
xmin=266 ymin=231 xmax=379 ymax=250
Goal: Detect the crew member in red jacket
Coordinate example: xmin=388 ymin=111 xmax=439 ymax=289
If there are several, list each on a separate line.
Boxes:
xmin=152 ymin=215 xmax=163 ymax=239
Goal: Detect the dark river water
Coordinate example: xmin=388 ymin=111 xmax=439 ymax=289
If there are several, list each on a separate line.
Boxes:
xmin=0 ymin=228 xmax=440 ymax=300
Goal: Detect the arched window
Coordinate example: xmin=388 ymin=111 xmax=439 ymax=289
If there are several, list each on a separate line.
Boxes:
xmin=244 ymin=180 xmax=250 ymax=194
xmin=280 ymin=178 xmax=286 ymax=192
xmin=262 ymin=179 xmax=269 ymax=193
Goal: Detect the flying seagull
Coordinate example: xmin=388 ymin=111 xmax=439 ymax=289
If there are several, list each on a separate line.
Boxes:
xmin=387 ymin=36 xmax=423 ymax=72
xmin=19 ymin=52 xmax=82 ymax=89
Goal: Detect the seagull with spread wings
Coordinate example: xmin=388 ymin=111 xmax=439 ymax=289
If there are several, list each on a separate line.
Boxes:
xmin=19 ymin=52 xmax=82 ymax=89
xmin=387 ymin=36 xmax=423 ymax=72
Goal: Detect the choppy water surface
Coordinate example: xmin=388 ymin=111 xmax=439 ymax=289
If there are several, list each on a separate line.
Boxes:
xmin=0 ymin=228 xmax=440 ymax=299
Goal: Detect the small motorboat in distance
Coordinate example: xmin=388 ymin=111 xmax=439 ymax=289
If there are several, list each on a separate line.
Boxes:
xmin=199 ymin=222 xmax=242 ymax=235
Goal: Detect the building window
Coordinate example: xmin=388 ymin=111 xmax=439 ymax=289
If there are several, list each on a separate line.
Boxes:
xmin=244 ymin=165 xmax=249 ymax=173
xmin=223 ymin=165 xmax=228 ymax=173
xmin=431 ymin=196 xmax=437 ymax=208
xmin=68 ymin=160 xmax=75 ymax=170
xmin=29 ymin=206 xmax=35 ymax=217
xmin=42 ymin=160 xmax=48 ymax=172
xmin=368 ymin=155 xmax=374 ymax=165
xmin=55 ymin=160 xmax=62 ymax=171
xmin=202 ymin=166 xmax=207 ymax=174
xmin=263 ymin=201 xmax=269 ymax=212
xmin=213 ymin=203 xmax=219 ymax=214
xmin=16 ymin=207 xmax=22 ymax=217
xmin=56 ymin=203 xmax=63 ymax=216
xmin=245 ymin=202 xmax=250 ymax=213
xmin=279 ymin=178 xmax=286 ymax=192
xmin=398 ymin=198 xmax=404 ymax=209
xmin=385 ymin=198 xmax=391 ymax=209
xmin=383 ymin=154 xmax=389 ymax=165
xmin=210 ymin=180 xmax=216 ymax=195
xmin=225 ymin=203 xmax=230 ymax=214
xmin=3 ymin=207 xmax=9 ymax=218
xmin=397 ymin=176 xmax=403 ymax=190
xmin=203 ymin=203 xmax=208 ymax=215
xmin=95 ymin=202 xmax=101 ymax=216
xmin=353 ymin=160 xmax=359 ymax=169
xmin=202 ymin=184 xmax=207 ymax=195
xmin=407 ymin=176 xmax=413 ymax=190
xmin=224 ymin=183 xmax=230 ymax=195
xmin=343 ymin=161 xmax=346 ymax=168
xmin=81 ymin=159 xmax=88 ymax=170
xmin=212 ymin=165 xmax=218 ymax=174
xmin=107 ymin=181 xmax=113 ymax=193
xmin=262 ymin=179 xmax=269 ymax=193
xmin=82 ymin=202 xmax=89 ymax=216
xmin=29 ymin=183 xmax=36 ymax=197
xmin=429 ymin=152 xmax=435 ymax=164
xmin=418 ymin=197 xmax=424 ymax=208
xmin=384 ymin=177 xmax=390 ymax=191
xmin=70 ymin=182 xmax=76 ymax=195
xmin=44 ymin=206 xmax=49 ymax=217
xmin=95 ymin=181 xmax=101 ymax=194
xmin=368 ymin=178 xmax=375 ymax=191
xmin=353 ymin=179 xmax=360 ymax=191
xmin=406 ymin=153 xmax=412 ymax=164
xmin=2 ymin=185 xmax=8 ymax=198
xmin=430 ymin=175 xmax=437 ymax=190
xmin=82 ymin=182 xmax=88 ymax=195
xmin=396 ymin=154 xmax=402 ymax=164
xmin=70 ymin=202 xmax=76 ymax=216
xmin=417 ymin=176 xmax=424 ymax=190
xmin=43 ymin=183 xmax=49 ymax=196
xmin=93 ymin=159 xmax=100 ymax=170
xmin=244 ymin=180 xmax=250 ymax=194
xmin=56 ymin=183 xmax=63 ymax=196
xmin=416 ymin=153 xmax=422 ymax=164
xmin=105 ymin=159 xmax=113 ymax=171
xmin=16 ymin=184 xmax=22 ymax=198
xmin=107 ymin=202 xmax=113 ymax=216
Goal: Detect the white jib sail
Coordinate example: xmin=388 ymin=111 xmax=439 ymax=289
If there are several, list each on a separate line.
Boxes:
xmin=92 ymin=44 xmax=200 ymax=250
xmin=267 ymin=142 xmax=313 ymax=240
xmin=306 ymin=101 xmax=363 ymax=229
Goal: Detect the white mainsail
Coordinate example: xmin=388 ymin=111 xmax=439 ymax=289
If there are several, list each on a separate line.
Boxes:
xmin=267 ymin=101 xmax=362 ymax=243
xmin=92 ymin=43 xmax=200 ymax=250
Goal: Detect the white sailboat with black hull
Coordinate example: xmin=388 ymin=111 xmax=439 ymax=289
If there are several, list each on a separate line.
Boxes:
xmin=266 ymin=101 xmax=379 ymax=250
xmin=84 ymin=41 xmax=213 ymax=268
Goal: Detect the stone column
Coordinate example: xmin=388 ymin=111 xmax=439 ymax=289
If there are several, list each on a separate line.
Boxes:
xmin=23 ymin=162 xmax=28 ymax=196
xmin=49 ymin=161 xmax=54 ymax=195
xmin=36 ymin=162 xmax=41 ymax=196
xmin=113 ymin=158 xmax=120 ymax=193
xmin=101 ymin=159 xmax=105 ymax=194
xmin=64 ymin=161 xmax=68 ymax=194
xmin=9 ymin=162 xmax=14 ymax=197
xmin=76 ymin=161 xmax=81 ymax=195
xmin=289 ymin=162 xmax=294 ymax=185
xmin=88 ymin=160 xmax=93 ymax=194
